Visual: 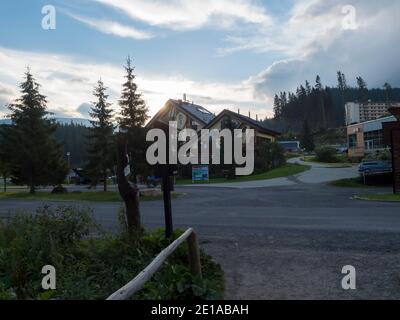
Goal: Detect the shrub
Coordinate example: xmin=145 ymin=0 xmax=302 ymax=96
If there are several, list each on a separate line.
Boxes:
xmin=0 ymin=207 xmax=224 ymax=300
xmin=315 ymin=146 xmax=337 ymax=163
xmin=364 ymin=149 xmax=392 ymax=161
xmin=255 ymin=141 xmax=286 ymax=171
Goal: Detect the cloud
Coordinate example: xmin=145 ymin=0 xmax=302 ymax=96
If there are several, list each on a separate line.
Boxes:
xmin=0 ymin=47 xmax=273 ymax=120
xmin=92 ymin=0 xmax=273 ymax=31
xmin=0 ymin=84 xmax=18 ymax=116
xmin=218 ymin=0 xmax=352 ymax=57
xmin=76 ymin=103 xmax=92 ymax=118
xmin=244 ymin=0 xmax=400 ymax=99
xmin=67 ymin=13 xmax=154 ymax=40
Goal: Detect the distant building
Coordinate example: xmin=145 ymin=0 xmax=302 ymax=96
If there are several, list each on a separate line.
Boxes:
xmin=147 ymin=99 xmax=281 ymax=143
xmin=347 ymin=115 xmax=397 ymax=158
xmin=204 ymin=109 xmax=280 ymax=144
xmin=345 ymin=101 xmax=400 ymax=125
xmin=146 ymin=99 xmax=215 ymax=131
xmin=278 ymin=141 xmax=301 ymax=153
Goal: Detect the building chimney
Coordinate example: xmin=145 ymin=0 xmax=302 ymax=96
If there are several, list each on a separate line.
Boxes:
xmin=249 ymin=111 xmax=251 ymax=119
xmin=256 ymin=114 xmax=258 ymax=122
xmin=238 ymin=109 xmax=240 ymax=114
xmin=183 ymin=93 xmax=187 ymax=102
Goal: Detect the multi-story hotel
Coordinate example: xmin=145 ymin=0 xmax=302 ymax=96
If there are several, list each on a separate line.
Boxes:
xmin=345 ymin=101 xmax=400 ymax=125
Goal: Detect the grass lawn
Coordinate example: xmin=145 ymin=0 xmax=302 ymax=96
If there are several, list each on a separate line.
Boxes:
xmin=354 ymin=194 xmax=400 ymax=202
xmin=176 ymin=163 xmax=309 ymax=185
xmin=302 ymin=155 xmax=353 ymax=168
xmin=330 ymin=177 xmax=392 ymax=188
xmin=0 ymin=191 xmax=179 ymax=202
xmin=329 ymin=177 xmax=369 ymax=188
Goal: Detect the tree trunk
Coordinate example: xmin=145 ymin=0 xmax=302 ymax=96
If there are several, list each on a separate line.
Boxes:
xmin=3 ymin=176 xmax=6 ymax=193
xmin=116 ymin=133 xmax=141 ymax=232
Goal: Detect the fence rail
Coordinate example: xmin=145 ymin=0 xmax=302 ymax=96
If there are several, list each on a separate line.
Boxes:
xmin=107 ymin=228 xmax=202 ymax=300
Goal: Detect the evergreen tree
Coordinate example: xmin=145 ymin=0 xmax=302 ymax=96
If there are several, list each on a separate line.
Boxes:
xmin=86 ymin=79 xmax=115 ymax=192
xmin=305 ymin=80 xmax=312 ymax=95
xmin=315 ymin=75 xmax=327 ymax=129
xmin=337 ymin=71 xmax=348 ymax=91
xmin=300 ymin=120 xmax=315 ymax=152
xmin=273 ymin=94 xmax=281 ymax=119
xmin=383 ymin=82 xmax=392 ymax=104
xmin=118 ymin=56 xmax=149 ymax=130
xmin=356 ymin=76 xmax=368 ymax=101
xmin=118 ymin=57 xmax=150 ymax=181
xmin=0 ymin=69 xmax=68 ymax=193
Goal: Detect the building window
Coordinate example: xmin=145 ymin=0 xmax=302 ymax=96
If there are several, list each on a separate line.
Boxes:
xmin=348 ymin=134 xmax=357 ymax=148
xmin=363 ymin=130 xmax=384 ymax=150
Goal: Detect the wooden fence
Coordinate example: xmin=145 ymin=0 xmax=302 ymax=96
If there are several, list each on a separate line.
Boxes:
xmin=107 ymin=228 xmax=202 ymax=300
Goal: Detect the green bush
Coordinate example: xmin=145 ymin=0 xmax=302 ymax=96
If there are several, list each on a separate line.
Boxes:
xmin=314 ymin=146 xmax=337 ymax=163
xmin=255 ymin=141 xmax=286 ymax=171
xmin=364 ymin=149 xmax=392 ymax=161
xmin=0 ymin=207 xmax=224 ymax=300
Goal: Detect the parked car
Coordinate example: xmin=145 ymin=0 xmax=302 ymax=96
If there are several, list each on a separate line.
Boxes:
xmin=358 ymin=160 xmax=392 ymax=175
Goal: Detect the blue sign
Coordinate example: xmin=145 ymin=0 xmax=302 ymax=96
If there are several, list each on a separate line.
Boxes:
xmin=192 ymin=165 xmax=209 ymax=182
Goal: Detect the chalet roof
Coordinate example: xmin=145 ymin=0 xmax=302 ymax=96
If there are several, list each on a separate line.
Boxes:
xmin=146 ymin=99 xmax=215 ymax=128
xmin=205 ymin=109 xmax=280 ymax=136
xmin=170 ymin=99 xmax=215 ymax=125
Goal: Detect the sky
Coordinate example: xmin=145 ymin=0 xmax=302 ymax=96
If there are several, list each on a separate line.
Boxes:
xmin=0 ymin=0 xmax=399 ymax=120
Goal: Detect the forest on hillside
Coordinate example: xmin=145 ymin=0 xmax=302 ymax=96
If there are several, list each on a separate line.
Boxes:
xmin=262 ymin=72 xmax=400 ymax=134
xmin=54 ymin=123 xmax=89 ymax=168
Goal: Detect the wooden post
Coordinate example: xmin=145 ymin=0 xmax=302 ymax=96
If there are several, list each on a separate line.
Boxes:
xmin=162 ymin=172 xmax=173 ymax=239
xmin=187 ymin=231 xmax=202 ymax=278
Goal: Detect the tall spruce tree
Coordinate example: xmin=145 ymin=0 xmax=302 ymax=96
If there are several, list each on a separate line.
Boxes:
xmin=356 ymin=76 xmax=368 ymax=101
xmin=315 ymin=75 xmax=327 ymax=129
xmin=86 ymin=79 xmax=115 ymax=192
xmin=300 ymin=119 xmax=315 ymax=152
xmin=118 ymin=56 xmax=149 ymax=130
xmin=1 ymin=69 xmax=68 ymax=193
xmin=383 ymin=82 xmax=392 ymax=104
xmin=116 ymin=57 xmax=149 ymax=232
xmin=118 ymin=56 xmax=150 ymax=181
xmin=273 ymin=94 xmax=281 ymax=119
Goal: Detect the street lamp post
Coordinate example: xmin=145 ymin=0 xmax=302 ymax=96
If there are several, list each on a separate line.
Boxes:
xmin=66 ymin=152 xmax=71 ymax=185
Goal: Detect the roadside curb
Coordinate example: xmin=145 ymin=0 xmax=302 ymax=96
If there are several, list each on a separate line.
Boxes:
xmin=352 ymin=195 xmax=400 ymax=203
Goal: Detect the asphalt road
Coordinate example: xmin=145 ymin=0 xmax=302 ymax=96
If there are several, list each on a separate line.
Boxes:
xmin=1 ymin=181 xmax=400 ymax=300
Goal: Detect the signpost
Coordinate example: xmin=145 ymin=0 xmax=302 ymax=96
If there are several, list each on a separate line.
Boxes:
xmin=149 ymin=120 xmax=178 ymax=239
xmin=192 ymin=165 xmax=209 ymax=183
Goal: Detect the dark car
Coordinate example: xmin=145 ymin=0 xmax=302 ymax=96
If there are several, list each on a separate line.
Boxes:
xmin=358 ymin=161 xmax=392 ymax=175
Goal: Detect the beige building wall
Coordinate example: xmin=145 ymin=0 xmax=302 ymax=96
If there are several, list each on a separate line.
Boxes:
xmin=347 ymin=123 xmax=365 ymax=158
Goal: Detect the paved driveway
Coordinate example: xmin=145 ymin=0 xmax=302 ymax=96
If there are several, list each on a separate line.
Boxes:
xmin=287 ymin=157 xmax=360 ymax=184
xmin=1 ymin=161 xmax=399 ymax=300
xmin=180 ymin=157 xmax=359 ymax=189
